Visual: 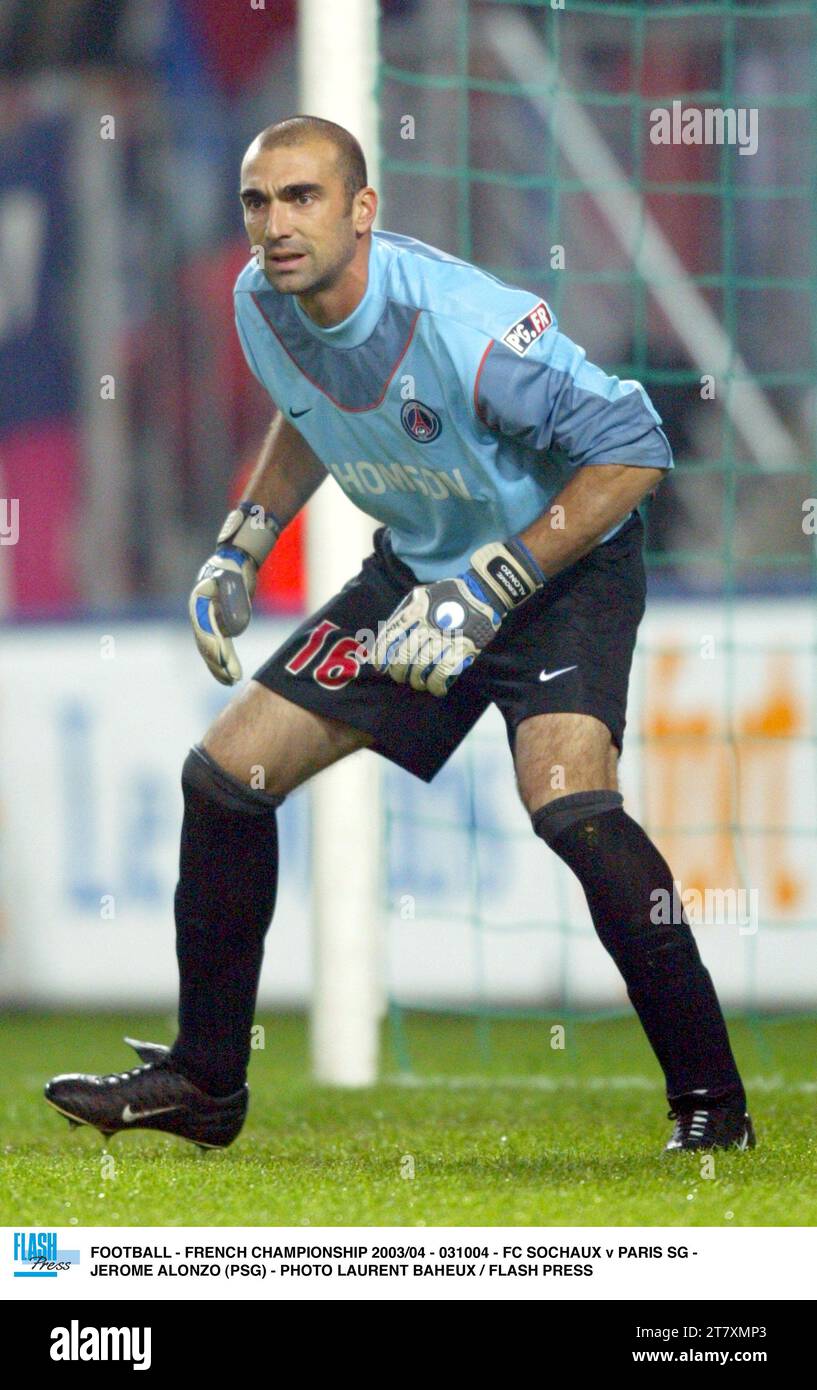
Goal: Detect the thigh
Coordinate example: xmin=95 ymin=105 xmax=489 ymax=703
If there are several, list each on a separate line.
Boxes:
xmin=202 ymin=680 xmax=373 ymax=797
xmin=513 ymin=711 xmax=619 ymax=814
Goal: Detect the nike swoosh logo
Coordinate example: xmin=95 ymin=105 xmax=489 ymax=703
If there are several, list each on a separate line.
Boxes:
xmin=539 ymin=665 xmax=577 ymax=683
xmin=121 ymin=1104 xmax=179 ymax=1123
xmin=289 ymin=407 xmax=312 ymax=418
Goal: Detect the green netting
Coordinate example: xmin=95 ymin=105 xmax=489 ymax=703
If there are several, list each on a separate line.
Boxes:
xmin=377 ymin=0 xmax=817 ymax=1072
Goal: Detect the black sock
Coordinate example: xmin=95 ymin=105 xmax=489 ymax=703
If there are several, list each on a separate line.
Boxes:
xmin=169 ymin=747 xmax=280 ymax=1096
xmin=534 ymin=793 xmax=746 ymax=1110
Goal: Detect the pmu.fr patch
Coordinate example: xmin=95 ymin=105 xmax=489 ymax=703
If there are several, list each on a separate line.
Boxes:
xmin=400 ymin=399 xmax=442 ymax=442
xmin=501 ymin=300 xmax=553 ymax=356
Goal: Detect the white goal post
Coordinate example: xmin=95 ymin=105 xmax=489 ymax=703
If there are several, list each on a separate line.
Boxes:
xmin=298 ymin=0 xmax=383 ymax=1085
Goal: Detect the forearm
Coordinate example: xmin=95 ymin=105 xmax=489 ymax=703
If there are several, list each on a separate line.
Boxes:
xmin=516 ymin=463 xmax=665 ymax=578
xmin=239 ymin=413 xmax=327 ymax=527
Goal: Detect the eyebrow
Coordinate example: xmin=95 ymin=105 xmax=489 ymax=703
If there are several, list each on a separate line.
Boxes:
xmin=239 ymin=182 xmax=324 ymax=201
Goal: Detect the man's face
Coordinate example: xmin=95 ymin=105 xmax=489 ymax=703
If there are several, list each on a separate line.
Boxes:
xmin=240 ymin=138 xmax=359 ymax=296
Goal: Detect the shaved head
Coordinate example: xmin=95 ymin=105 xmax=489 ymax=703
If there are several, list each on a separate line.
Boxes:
xmin=252 ymin=115 xmax=367 ymax=211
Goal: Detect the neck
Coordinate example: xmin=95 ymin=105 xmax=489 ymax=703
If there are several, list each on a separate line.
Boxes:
xmin=296 ymin=237 xmax=372 ymax=328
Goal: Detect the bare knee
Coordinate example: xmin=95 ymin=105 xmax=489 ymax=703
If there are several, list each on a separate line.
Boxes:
xmin=201 ymin=680 xmax=372 ymax=798
xmin=513 ymin=712 xmax=618 ymax=815
xmin=201 ymin=682 xmax=266 ymax=784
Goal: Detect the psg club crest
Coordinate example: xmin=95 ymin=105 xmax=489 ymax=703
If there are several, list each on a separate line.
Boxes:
xmin=400 ymin=399 xmax=442 ymax=443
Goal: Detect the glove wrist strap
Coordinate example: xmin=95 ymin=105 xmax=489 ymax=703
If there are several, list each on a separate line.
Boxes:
xmin=217 ymin=501 xmax=282 ymax=568
xmin=468 ymin=536 xmax=546 ymax=611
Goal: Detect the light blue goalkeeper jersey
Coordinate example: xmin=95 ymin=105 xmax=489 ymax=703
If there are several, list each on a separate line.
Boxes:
xmin=233 ymin=230 xmax=672 ymax=581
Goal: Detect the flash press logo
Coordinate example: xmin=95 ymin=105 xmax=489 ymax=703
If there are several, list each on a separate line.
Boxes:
xmin=13 ymin=1231 xmax=79 ymax=1278
xmin=50 ymin=1321 xmax=152 ymax=1371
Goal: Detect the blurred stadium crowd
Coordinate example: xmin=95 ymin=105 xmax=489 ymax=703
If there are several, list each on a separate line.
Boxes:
xmin=0 ymin=0 xmax=813 ymax=617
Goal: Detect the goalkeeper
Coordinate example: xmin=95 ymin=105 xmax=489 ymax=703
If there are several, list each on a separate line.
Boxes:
xmin=45 ymin=116 xmax=753 ymax=1155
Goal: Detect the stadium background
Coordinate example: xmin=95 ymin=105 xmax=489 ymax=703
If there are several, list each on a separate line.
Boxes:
xmin=1 ymin=0 xmax=816 ymax=1081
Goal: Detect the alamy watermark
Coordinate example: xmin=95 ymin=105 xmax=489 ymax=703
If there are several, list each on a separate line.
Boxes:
xmin=650 ymin=881 xmax=759 ymax=936
xmin=1 ymin=497 xmax=20 ymax=545
xmin=649 ymin=101 xmax=758 ymax=157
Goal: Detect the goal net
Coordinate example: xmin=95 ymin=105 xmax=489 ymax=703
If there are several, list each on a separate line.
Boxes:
xmin=375 ymin=0 xmax=817 ymax=1072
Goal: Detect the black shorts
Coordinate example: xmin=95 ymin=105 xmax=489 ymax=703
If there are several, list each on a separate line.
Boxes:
xmin=253 ymin=512 xmax=647 ymax=783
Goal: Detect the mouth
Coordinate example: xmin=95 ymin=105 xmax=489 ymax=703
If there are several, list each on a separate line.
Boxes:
xmin=267 ymin=252 xmax=307 ymax=271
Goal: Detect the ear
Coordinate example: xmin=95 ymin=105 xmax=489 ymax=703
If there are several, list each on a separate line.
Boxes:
xmin=353 ymin=186 xmax=378 ymax=235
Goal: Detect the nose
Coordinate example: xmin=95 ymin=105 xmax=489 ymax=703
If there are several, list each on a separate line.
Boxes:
xmin=265 ymin=200 xmax=292 ymax=242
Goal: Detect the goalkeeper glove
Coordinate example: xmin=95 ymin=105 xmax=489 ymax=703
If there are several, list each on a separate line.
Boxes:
xmin=372 ymin=537 xmax=545 ymax=697
xmin=189 ymin=501 xmax=281 ymax=685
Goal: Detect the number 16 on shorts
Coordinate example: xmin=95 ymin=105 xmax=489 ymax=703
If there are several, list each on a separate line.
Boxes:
xmin=284 ymin=619 xmax=365 ymax=689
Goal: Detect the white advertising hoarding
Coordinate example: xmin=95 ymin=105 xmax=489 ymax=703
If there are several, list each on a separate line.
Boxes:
xmin=0 ymin=600 xmax=815 ymax=1011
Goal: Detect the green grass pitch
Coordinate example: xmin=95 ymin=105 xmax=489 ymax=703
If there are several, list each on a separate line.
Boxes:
xmin=2 ymin=1012 xmax=815 ymax=1227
